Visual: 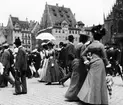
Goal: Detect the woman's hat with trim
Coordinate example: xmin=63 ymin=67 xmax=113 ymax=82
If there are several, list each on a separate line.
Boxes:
xmin=41 ymin=42 xmax=47 ymax=46
xmin=91 ymin=25 xmax=106 ymax=36
xmin=47 ymin=41 xmax=55 ymax=46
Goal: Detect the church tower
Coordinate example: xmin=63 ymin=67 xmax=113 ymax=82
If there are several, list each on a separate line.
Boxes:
xmin=104 ymin=0 xmax=123 ymax=44
xmin=104 ymin=0 xmax=123 ymax=67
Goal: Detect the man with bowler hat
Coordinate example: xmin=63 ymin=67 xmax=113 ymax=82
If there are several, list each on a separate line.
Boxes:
xmin=13 ymin=37 xmax=27 ymax=95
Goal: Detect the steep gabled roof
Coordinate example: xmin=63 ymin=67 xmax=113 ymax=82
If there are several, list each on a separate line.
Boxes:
xmin=11 ymin=16 xmax=29 ymax=29
xmin=47 ymin=4 xmax=76 ymax=27
xmin=11 ymin=16 xmax=19 ymax=26
xmin=19 ymin=21 xmax=29 ymax=29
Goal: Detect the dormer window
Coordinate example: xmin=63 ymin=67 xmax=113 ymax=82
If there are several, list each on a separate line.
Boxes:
xmin=59 ymin=9 xmax=62 ymax=13
xmin=14 ymin=23 xmax=20 ymax=30
xmin=54 ymin=13 xmax=57 ymax=16
xmin=64 ymin=10 xmax=68 ymax=13
xmin=60 ymin=13 xmax=63 ymax=17
xmin=67 ymin=15 xmax=70 ymax=18
xmin=61 ymin=20 xmax=68 ymax=29
xmin=52 ymin=8 xmax=55 ymax=12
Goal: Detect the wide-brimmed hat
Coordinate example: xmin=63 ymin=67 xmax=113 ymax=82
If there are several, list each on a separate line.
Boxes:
xmin=91 ymin=25 xmax=106 ymax=36
xmin=47 ymin=41 xmax=55 ymax=47
xmin=41 ymin=42 xmax=47 ymax=46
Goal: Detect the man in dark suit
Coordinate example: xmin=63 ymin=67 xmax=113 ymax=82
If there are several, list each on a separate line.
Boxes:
xmin=14 ymin=38 xmax=27 ymax=95
xmin=59 ymin=35 xmax=76 ymax=86
xmin=58 ymin=42 xmax=66 ymax=70
xmin=0 ymin=43 xmax=15 ymax=87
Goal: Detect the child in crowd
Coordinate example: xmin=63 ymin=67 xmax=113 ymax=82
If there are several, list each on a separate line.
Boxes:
xmin=106 ymin=73 xmax=114 ymax=99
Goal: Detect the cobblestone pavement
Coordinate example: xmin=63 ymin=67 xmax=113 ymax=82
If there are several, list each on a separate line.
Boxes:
xmin=0 ymin=76 xmax=123 ymax=105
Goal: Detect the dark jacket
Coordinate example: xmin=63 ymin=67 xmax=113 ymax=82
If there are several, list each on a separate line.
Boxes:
xmin=65 ymin=42 xmax=76 ymax=66
xmin=1 ymin=49 xmax=10 ymax=70
xmin=15 ymin=46 xmax=27 ymax=71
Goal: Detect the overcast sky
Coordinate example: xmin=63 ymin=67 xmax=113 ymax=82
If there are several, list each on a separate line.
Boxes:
xmin=0 ymin=0 xmax=116 ymax=26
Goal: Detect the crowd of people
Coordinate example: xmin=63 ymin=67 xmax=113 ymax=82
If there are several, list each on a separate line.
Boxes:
xmin=0 ymin=24 xmax=122 ymax=105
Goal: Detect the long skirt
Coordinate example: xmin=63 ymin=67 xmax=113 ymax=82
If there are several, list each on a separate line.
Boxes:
xmin=65 ymin=59 xmax=87 ymax=100
xmin=43 ymin=58 xmax=64 ymax=83
xmin=77 ymin=58 xmax=108 ymax=105
xmin=38 ymin=58 xmax=49 ymax=81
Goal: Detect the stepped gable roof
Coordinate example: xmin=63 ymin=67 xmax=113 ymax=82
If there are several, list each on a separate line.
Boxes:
xmin=29 ymin=21 xmax=37 ymax=31
xmin=48 ymin=4 xmax=76 ymax=27
xmin=11 ymin=16 xmax=29 ymax=29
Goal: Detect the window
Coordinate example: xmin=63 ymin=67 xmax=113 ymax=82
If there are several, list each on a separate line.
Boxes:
xmin=64 ymin=10 xmax=68 ymax=13
xmin=59 ymin=30 xmax=61 ymax=33
xmin=72 ymin=30 xmax=74 ymax=34
xmin=28 ymin=40 xmax=30 ymax=44
xmin=62 ymin=30 xmax=65 ymax=33
xmin=52 ymin=8 xmax=55 ymax=12
xmin=22 ymin=33 xmax=24 ymax=38
xmin=69 ymin=30 xmax=71 ymax=34
xmin=55 ymin=29 xmax=57 ymax=33
xmin=67 ymin=15 xmax=70 ymax=18
xmin=75 ymin=30 xmax=77 ymax=34
xmin=59 ymin=10 xmax=62 ymax=13
xmin=25 ymin=34 xmax=27 ymax=38
xmin=53 ymin=13 xmax=57 ymax=16
xmin=60 ymin=14 xmax=63 ymax=17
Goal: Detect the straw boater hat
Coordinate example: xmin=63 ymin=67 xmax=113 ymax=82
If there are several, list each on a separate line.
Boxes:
xmin=41 ymin=42 xmax=47 ymax=46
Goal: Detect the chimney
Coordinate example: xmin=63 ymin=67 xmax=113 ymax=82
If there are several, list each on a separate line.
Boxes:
xmin=62 ymin=5 xmax=64 ymax=8
xmin=56 ymin=3 xmax=58 ymax=7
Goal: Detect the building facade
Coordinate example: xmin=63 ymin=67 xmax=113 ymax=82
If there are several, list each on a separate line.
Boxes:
xmin=104 ymin=0 xmax=123 ymax=66
xmin=39 ymin=3 xmax=86 ymax=47
xmin=0 ymin=24 xmax=7 ymax=45
xmin=6 ymin=15 xmax=40 ymax=51
xmin=104 ymin=0 xmax=123 ymax=45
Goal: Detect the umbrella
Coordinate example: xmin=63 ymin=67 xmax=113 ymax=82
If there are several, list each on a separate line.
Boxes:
xmin=36 ymin=33 xmax=56 ymax=40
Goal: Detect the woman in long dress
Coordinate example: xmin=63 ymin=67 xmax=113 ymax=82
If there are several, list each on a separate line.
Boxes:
xmin=44 ymin=41 xmax=64 ymax=85
xmin=65 ymin=34 xmax=90 ymax=101
xmin=38 ymin=43 xmax=49 ymax=82
xmin=77 ymin=25 xmax=111 ymax=105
